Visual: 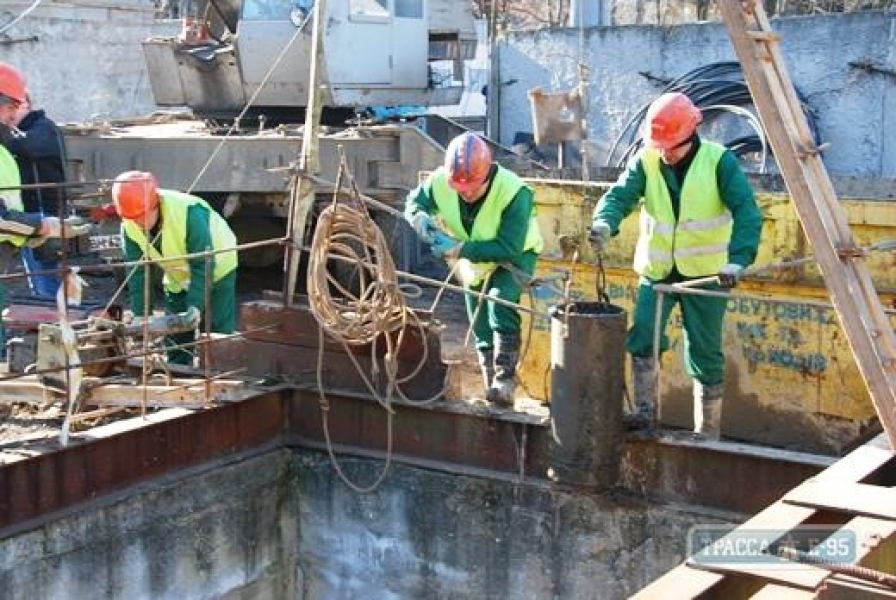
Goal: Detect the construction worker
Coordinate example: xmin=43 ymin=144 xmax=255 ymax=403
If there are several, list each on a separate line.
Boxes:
xmin=590 ymin=92 xmax=762 ymax=439
xmin=8 ymin=91 xmax=68 ymax=298
xmin=112 ymin=170 xmax=238 ymax=365
xmin=0 ymin=62 xmax=91 ymax=354
xmin=405 ymin=132 xmax=543 ymax=406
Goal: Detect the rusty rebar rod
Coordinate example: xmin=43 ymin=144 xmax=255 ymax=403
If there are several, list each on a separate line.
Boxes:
xmin=778 ymin=546 xmax=896 ymax=590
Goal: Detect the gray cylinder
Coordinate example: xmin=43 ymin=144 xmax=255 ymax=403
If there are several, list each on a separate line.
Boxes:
xmin=549 ymin=302 xmax=626 ymax=490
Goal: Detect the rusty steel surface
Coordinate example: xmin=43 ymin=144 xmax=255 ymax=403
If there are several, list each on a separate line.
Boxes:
xmin=208 ymin=299 xmax=447 ymax=402
xmin=0 ymin=393 xmax=286 ymax=535
xmin=283 ymin=388 xmax=833 ymax=514
xmin=284 ymin=388 xmax=551 ymax=479
xmin=633 ymin=435 xmax=896 ymax=599
xmin=621 ymin=433 xmax=832 ymax=515
xmin=0 ymin=383 xmax=846 ymax=542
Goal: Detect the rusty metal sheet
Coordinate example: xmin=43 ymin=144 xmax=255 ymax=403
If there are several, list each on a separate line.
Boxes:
xmin=631 ymin=435 xmax=896 ymax=599
xmin=283 ymin=388 xmax=552 ymax=479
xmin=211 ymin=303 xmax=447 ymax=402
xmin=620 ymin=434 xmax=830 ymax=515
xmin=0 ymin=393 xmax=286 ymax=535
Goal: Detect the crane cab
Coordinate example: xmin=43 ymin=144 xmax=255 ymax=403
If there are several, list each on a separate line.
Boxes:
xmin=142 ymin=0 xmax=477 ymax=120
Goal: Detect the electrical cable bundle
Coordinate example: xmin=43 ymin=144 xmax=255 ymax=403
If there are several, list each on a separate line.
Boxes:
xmin=606 ymin=61 xmax=821 ymax=171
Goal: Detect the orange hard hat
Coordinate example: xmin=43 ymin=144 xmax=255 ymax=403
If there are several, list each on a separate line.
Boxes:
xmin=112 ymin=171 xmax=159 ymax=220
xmin=0 ymin=62 xmax=26 ymax=105
xmin=444 ymin=133 xmax=493 ymax=193
xmin=643 ymin=92 xmax=702 ymax=150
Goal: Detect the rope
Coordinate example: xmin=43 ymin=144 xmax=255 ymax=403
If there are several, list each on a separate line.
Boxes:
xmin=305 ymin=157 xmax=444 ymax=492
xmin=307 ymin=202 xmax=407 ymax=348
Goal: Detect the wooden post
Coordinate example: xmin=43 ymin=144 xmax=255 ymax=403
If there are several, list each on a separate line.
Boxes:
xmin=718 ymin=0 xmax=896 ymax=450
xmin=283 ymin=0 xmax=326 ymax=306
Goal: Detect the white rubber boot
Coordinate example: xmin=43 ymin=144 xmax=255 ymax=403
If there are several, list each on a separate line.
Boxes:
xmin=694 ymin=380 xmax=724 ymax=440
xmin=631 ymin=355 xmax=657 ymax=425
xmin=477 ymin=349 xmax=495 ymax=394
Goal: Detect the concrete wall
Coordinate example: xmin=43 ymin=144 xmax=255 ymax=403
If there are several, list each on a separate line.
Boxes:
xmin=496 ymin=10 xmax=896 ymax=178
xmin=0 ymin=448 xmax=728 ymax=599
xmin=0 ymin=449 xmax=299 ymax=599
xmin=5 ymin=6 xmax=892 ymax=178
xmin=294 ymin=454 xmax=723 ymax=599
xmin=0 ymin=2 xmax=174 ymax=124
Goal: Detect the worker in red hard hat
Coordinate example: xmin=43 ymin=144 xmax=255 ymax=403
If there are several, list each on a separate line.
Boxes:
xmin=6 ymin=90 xmax=70 ymax=299
xmin=0 ymin=62 xmax=92 ymax=355
xmin=405 ymin=132 xmax=543 ymax=408
xmin=112 ymin=170 xmax=238 ymax=365
xmin=589 ymin=92 xmax=762 ymax=440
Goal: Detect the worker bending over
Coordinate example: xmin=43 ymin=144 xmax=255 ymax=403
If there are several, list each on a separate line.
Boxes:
xmin=112 ymin=171 xmax=238 ymax=365
xmin=590 ymin=92 xmax=762 ymax=439
xmin=405 ymin=132 xmax=543 ymax=407
xmin=0 ymin=62 xmax=91 ymax=355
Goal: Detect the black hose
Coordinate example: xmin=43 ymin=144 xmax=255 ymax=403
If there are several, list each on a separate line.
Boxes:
xmin=606 ymin=61 xmax=822 ymax=169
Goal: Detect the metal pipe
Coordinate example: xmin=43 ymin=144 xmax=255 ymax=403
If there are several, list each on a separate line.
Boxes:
xmin=549 ymin=301 xmax=626 ymax=490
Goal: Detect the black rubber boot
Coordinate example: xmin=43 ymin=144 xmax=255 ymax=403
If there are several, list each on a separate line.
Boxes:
xmin=486 ymin=332 xmax=519 ymax=408
xmin=477 ymin=348 xmax=495 ymax=395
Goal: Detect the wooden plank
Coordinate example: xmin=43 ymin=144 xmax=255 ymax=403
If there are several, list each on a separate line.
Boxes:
xmin=635 ymin=435 xmax=894 ymax=597
xmin=629 ymin=565 xmax=724 ymax=599
xmin=718 ymin=0 xmax=896 ymax=450
xmin=784 ymin=480 xmax=896 ymax=520
xmin=283 ymin=0 xmax=326 ymax=305
xmin=633 ymin=503 xmax=824 ymax=599
xmin=686 ymin=560 xmax=827 ymax=590
xmin=0 ymin=378 xmax=256 ymax=409
xmin=750 ymin=585 xmax=822 ymax=599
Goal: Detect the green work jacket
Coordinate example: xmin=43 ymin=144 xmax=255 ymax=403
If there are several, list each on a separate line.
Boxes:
xmin=123 ymin=190 xmax=237 ymax=307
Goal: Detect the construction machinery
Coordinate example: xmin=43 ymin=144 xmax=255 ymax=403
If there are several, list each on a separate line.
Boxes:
xmin=62 ymin=0 xmax=479 ymax=268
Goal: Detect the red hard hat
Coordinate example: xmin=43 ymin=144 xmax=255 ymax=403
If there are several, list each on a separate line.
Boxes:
xmin=0 ymin=62 xmax=26 ymax=105
xmin=444 ymin=133 xmax=493 ymax=192
xmin=643 ymin=92 xmax=702 ymax=150
xmin=112 ymin=171 xmax=159 ymax=220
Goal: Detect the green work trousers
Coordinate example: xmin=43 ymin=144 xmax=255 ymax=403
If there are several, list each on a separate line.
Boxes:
xmin=626 ymin=275 xmax=728 ymax=386
xmin=165 ymin=269 xmax=237 ymax=364
xmin=464 ymin=251 xmax=537 ymax=351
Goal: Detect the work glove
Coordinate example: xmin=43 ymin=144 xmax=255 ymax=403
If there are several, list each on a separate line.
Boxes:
xmin=588 ymin=221 xmax=612 ymax=252
xmin=0 ymin=122 xmax=19 ymax=145
xmin=122 ymin=310 xmax=148 ymax=329
xmin=41 ymin=216 xmax=93 ymax=238
xmin=90 ymin=203 xmax=118 ymax=222
xmin=408 ymin=212 xmax=438 ymax=244
xmin=430 ymin=229 xmax=460 ymax=258
xmin=717 ymin=263 xmax=745 ymax=288
xmin=182 ymin=306 xmax=201 ymax=329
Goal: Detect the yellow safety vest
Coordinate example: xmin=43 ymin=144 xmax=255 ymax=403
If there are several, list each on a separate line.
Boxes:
xmin=0 ymin=145 xmax=27 ymax=247
xmin=431 ymin=166 xmax=542 ymax=286
xmin=123 ymin=190 xmax=237 ymax=293
xmin=636 ymin=141 xmax=732 ymax=279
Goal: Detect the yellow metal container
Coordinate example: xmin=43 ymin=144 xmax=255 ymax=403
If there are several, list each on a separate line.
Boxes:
xmin=519 ymin=179 xmax=896 ymax=453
